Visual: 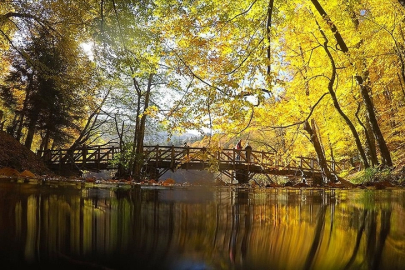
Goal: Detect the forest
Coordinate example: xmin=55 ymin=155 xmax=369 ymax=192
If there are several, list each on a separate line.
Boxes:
xmin=1 ymin=0 xmax=405 ymax=183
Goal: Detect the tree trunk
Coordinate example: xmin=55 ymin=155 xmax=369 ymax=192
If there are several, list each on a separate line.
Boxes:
xmin=364 ymin=118 xmax=378 ymax=166
xmin=15 ymin=111 xmax=24 ymax=141
xmin=39 ymin=129 xmax=51 ymax=153
xmin=355 ymin=104 xmax=379 ymax=167
xmin=355 ymin=76 xmax=393 ymax=167
xmin=116 ymin=121 xmax=126 ymax=178
xmin=266 ymin=0 xmax=274 ymax=75
xmin=132 ymin=74 xmax=153 ymax=180
xmin=303 ymin=119 xmax=334 ymax=184
xmin=24 ymin=113 xmax=38 ymax=150
xmin=68 ymin=88 xmax=110 ymax=152
xmin=310 ymin=0 xmax=393 ymax=167
xmin=17 ymin=74 xmax=34 ymax=141
xmin=131 ymin=87 xmax=142 ymax=180
xmin=0 ymin=110 xmax=3 ymax=131
xmin=318 ymin=22 xmax=369 ymax=168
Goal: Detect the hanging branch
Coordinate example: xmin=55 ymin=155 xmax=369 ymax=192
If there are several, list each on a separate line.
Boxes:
xmin=68 ymin=87 xmax=112 ymax=150
xmin=266 ymin=0 xmax=275 ymax=75
xmin=263 ymin=91 xmax=330 ymax=130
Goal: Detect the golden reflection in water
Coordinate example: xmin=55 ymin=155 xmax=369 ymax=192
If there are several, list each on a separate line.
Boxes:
xmin=2 ymin=183 xmax=405 ymax=270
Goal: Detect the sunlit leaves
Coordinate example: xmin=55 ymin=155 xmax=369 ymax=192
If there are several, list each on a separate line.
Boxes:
xmin=154 ymin=0 xmax=405 ymax=166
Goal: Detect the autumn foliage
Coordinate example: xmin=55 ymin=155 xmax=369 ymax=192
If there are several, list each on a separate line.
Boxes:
xmin=1 ymin=0 xmax=405 ymax=176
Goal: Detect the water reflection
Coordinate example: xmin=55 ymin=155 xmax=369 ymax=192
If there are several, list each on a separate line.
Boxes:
xmin=0 ymin=180 xmax=404 ymax=270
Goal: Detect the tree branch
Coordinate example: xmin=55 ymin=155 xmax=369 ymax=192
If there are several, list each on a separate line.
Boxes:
xmin=264 ymin=92 xmax=330 ymax=129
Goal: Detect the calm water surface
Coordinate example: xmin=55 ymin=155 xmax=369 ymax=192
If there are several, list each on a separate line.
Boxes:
xmin=0 ymin=179 xmax=404 ymax=270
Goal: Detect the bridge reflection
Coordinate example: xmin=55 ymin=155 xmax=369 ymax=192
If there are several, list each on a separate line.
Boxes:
xmin=0 ymin=182 xmax=403 ymax=270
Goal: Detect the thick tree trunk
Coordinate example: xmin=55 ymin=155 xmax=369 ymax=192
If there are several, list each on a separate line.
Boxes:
xmin=15 ymin=112 xmax=24 ymax=141
xmin=364 ymin=119 xmax=378 ymax=166
xmin=39 ymin=129 xmax=50 ymax=153
xmin=303 ymin=119 xmax=334 ymax=184
xmin=355 ymin=105 xmax=379 ymax=167
xmin=116 ymin=121 xmax=126 ymax=178
xmin=355 ymin=76 xmax=393 ymax=167
xmin=24 ymin=113 xmax=38 ymax=150
xmin=132 ymin=74 xmax=153 ymax=180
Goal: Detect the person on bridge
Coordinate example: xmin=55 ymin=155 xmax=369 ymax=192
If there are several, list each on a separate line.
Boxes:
xmin=245 ymin=143 xmax=252 ymax=163
xmin=235 ymin=139 xmax=242 ymax=161
xmin=183 ymin=142 xmax=189 ymax=159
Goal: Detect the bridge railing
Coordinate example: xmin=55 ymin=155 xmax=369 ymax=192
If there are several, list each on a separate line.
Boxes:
xmin=142 ymin=146 xmax=342 ymax=174
xmin=142 ymin=146 xmax=292 ymax=170
xmin=296 ymin=156 xmax=343 ymax=174
xmin=38 ymin=144 xmax=344 ymax=175
xmin=38 ymin=146 xmax=119 ymax=170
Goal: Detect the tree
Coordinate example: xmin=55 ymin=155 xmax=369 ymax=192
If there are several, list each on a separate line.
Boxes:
xmin=156 ymin=0 xmax=401 ymax=173
xmin=0 ymin=0 xmax=99 ymax=150
xmin=90 ymin=0 xmax=168 ymax=179
xmin=309 ymin=0 xmax=393 ymax=167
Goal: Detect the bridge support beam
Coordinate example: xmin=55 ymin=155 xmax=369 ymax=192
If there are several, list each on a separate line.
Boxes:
xmin=235 ymin=169 xmax=250 ymax=184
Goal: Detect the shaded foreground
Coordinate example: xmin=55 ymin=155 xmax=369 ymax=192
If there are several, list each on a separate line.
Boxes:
xmin=0 ymin=179 xmax=404 ymax=270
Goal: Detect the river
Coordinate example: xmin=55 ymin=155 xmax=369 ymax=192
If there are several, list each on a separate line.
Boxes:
xmin=0 ymin=179 xmax=404 ymax=270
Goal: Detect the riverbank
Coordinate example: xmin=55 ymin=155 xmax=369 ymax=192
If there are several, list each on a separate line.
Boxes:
xmin=0 ymin=171 xmax=404 ymax=190
xmin=0 ymin=131 xmax=51 ymax=175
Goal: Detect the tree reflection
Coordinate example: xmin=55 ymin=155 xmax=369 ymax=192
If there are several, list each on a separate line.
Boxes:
xmin=0 ymin=182 xmax=404 ymax=270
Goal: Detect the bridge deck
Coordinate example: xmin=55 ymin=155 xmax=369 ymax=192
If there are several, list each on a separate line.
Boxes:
xmin=38 ymin=145 xmax=345 ymax=183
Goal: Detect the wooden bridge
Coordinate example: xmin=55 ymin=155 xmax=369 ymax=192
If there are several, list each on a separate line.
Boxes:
xmin=37 ymin=145 xmax=345 ymax=183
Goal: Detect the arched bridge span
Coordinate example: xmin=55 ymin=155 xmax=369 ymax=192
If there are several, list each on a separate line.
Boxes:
xmin=38 ymin=145 xmax=345 ymax=183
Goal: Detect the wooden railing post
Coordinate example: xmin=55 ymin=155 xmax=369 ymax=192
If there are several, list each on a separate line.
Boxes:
xmin=59 ymin=149 xmax=62 ymax=171
xmin=245 ymin=145 xmax=252 ymax=163
xmin=97 ymin=146 xmax=101 ymax=170
xmin=201 ymin=147 xmax=206 ymax=169
xmin=311 ymin=158 xmax=315 ymax=179
xmin=82 ymin=145 xmax=87 ymax=168
xmin=186 ymin=146 xmax=190 ymax=170
xmin=155 ymin=145 xmax=159 ymax=168
xmin=171 ymin=145 xmax=175 ymax=169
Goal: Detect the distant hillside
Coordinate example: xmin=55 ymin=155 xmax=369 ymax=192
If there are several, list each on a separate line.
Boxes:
xmin=0 ymin=131 xmax=51 ymax=175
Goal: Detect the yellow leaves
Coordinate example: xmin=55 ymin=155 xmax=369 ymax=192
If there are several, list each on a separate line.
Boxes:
xmin=142 ymin=105 xmax=159 ymax=118
xmin=152 ymin=0 xmax=405 ymax=164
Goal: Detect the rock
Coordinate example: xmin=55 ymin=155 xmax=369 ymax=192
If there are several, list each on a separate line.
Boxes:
xmin=149 ymin=179 xmax=158 ymax=185
xmin=294 ymin=182 xmax=309 ymax=187
xmin=284 ymin=181 xmax=294 ymax=187
xmin=163 ymin=178 xmax=175 ymax=186
xmin=20 ymin=170 xmax=37 ymax=178
xmin=0 ymin=167 xmax=20 ymax=177
xmin=86 ymin=177 xmax=96 ymax=182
